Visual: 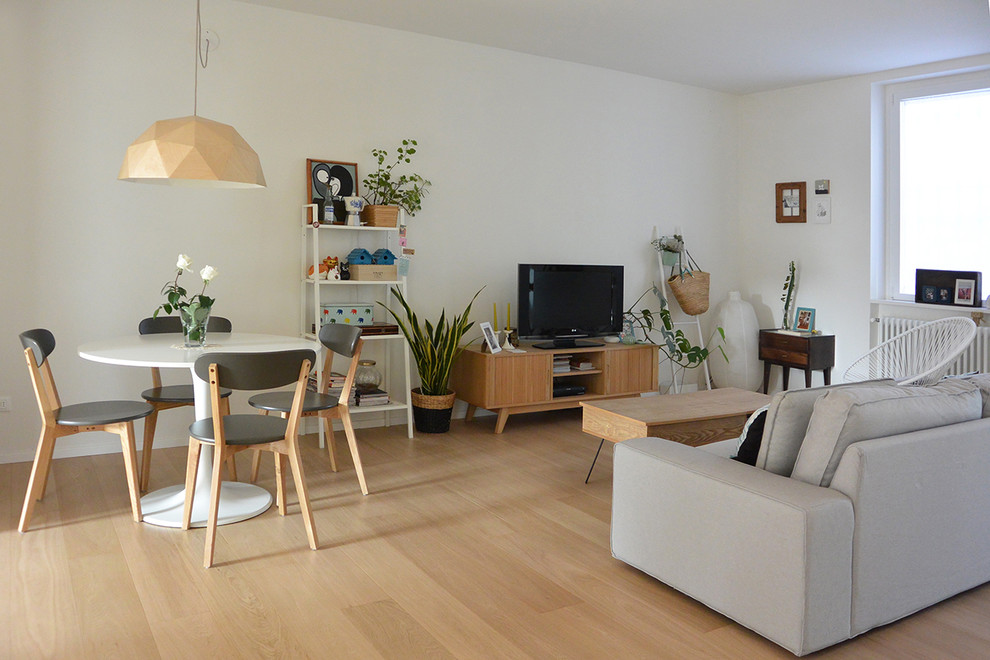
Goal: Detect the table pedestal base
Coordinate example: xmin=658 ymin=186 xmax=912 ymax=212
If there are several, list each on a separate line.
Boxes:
xmin=140 ymin=482 xmax=272 ymax=528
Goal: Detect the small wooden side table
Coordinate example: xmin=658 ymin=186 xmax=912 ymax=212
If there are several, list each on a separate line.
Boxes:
xmin=759 ymin=329 xmax=835 ymax=394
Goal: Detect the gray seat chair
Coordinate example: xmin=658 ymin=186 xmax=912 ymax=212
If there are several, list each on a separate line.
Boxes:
xmin=182 ymin=349 xmax=319 ymax=568
xmin=18 ymin=328 xmax=152 ymax=532
xmin=247 ymin=323 xmax=369 ymax=495
xmin=137 ymin=315 xmax=233 ymax=492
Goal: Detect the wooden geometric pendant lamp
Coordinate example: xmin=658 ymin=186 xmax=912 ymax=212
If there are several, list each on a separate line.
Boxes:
xmin=119 ymin=0 xmax=265 ymax=188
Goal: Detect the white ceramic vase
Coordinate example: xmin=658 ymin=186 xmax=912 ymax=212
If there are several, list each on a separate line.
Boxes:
xmin=709 ymin=291 xmax=762 ymax=391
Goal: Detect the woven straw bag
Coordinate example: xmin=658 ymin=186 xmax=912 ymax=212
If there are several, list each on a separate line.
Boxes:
xmin=667 ymin=270 xmax=711 ymax=315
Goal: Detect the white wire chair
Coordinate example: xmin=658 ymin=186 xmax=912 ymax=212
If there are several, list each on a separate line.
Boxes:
xmin=843 ymin=317 xmax=977 ymax=386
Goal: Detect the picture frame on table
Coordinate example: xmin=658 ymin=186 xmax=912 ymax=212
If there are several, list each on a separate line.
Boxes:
xmin=794 ymin=307 xmax=816 ymax=332
xmin=306 ymin=159 xmax=358 ymax=225
xmin=955 ymin=279 xmax=977 ymax=306
xmin=479 ymin=322 xmax=501 ymax=354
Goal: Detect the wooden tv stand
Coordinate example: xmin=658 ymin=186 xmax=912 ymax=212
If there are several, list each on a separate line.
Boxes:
xmin=450 ymin=341 xmax=659 ymax=433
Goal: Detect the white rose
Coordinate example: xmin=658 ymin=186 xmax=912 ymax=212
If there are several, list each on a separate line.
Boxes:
xmin=176 ymin=254 xmax=192 ymax=271
xmin=200 ymin=265 xmax=218 ymax=282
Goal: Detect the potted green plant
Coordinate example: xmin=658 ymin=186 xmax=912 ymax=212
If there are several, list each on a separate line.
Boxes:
xmin=361 ymin=139 xmax=432 ymax=227
xmin=651 ymin=234 xmax=683 ymax=268
xmin=780 ymin=260 xmax=797 ymax=329
xmin=379 ymin=286 xmax=481 ymax=433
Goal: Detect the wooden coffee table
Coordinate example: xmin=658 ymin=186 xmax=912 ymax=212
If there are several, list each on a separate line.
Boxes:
xmin=581 ymin=387 xmax=771 ymax=482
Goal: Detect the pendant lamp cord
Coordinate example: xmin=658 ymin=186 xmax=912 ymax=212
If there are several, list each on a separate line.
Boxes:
xmin=193 ymin=0 xmax=211 ymax=116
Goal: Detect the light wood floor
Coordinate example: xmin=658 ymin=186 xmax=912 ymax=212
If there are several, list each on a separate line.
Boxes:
xmin=4 ymin=409 xmax=990 ymax=658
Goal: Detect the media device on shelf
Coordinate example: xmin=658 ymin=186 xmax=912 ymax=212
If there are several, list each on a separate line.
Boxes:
xmin=517 ymin=263 xmax=624 ymax=349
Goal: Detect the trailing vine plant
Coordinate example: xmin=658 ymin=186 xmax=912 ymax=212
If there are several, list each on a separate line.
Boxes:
xmin=625 ymin=286 xmax=727 ymax=369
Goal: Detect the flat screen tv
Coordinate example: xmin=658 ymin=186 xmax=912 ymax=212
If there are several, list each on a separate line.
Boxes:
xmin=517 ymin=264 xmax=624 ymax=347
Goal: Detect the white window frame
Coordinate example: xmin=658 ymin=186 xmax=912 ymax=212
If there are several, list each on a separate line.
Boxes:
xmin=882 ymin=69 xmax=990 ymax=301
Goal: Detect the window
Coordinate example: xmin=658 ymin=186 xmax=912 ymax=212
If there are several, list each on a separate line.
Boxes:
xmin=883 ymin=71 xmax=990 ymax=300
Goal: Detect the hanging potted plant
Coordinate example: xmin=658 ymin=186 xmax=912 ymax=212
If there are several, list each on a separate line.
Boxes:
xmin=379 ymin=286 xmax=481 ymax=433
xmin=658 ymin=235 xmax=711 ymax=315
xmin=651 ymin=234 xmax=683 ymax=268
xmin=361 ymin=139 xmax=432 ymax=227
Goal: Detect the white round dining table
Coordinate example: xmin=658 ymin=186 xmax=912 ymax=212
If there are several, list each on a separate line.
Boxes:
xmin=78 ymin=332 xmax=320 ymax=528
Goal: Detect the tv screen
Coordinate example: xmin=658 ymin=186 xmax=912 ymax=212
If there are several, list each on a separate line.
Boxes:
xmin=517 ymin=264 xmax=624 ymax=340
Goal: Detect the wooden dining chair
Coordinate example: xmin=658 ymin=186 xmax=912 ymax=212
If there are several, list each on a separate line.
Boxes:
xmin=247 ymin=324 xmax=370 ymax=495
xmin=18 ymin=328 xmax=152 ymax=532
xmin=137 ymin=315 xmax=233 ymax=492
xmin=182 ymin=349 xmax=318 ymax=568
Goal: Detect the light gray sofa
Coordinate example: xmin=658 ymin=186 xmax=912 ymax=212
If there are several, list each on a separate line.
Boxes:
xmin=611 ymin=378 xmax=990 ymax=656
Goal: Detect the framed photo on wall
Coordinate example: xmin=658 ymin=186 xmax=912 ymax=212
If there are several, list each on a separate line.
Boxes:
xmin=794 ymin=307 xmax=816 ymax=332
xmin=775 ymin=182 xmax=807 ymax=223
xmin=306 ymin=159 xmax=358 ymax=224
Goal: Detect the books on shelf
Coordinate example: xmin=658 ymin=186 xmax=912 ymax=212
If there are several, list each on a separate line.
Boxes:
xmin=319 ymin=371 xmax=357 ymax=404
xmin=329 ymin=387 xmax=357 ymax=405
xmin=552 ymin=354 xmax=572 ymax=373
xmin=569 ymin=358 xmax=594 ymax=371
xmin=359 ymin=322 xmax=400 ymax=336
xmin=355 ymin=387 xmax=390 ymax=407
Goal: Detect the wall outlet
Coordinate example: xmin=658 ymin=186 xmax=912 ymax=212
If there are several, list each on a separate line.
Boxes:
xmin=0 ymin=397 xmax=10 ymax=411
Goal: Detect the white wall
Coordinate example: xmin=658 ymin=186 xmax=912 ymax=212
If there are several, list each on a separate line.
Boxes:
xmin=0 ymin=0 xmax=739 ymax=463
xmin=735 ymin=53 xmax=990 ymax=390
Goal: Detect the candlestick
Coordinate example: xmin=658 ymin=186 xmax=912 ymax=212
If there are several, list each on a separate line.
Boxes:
xmin=493 ymin=302 xmax=498 ymax=330
xmin=506 ymin=302 xmax=511 ymax=331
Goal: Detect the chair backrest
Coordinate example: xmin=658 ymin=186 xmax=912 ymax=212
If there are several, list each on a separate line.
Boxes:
xmin=194 ymin=350 xmax=317 ymax=391
xmin=843 ymin=317 xmax=977 ymax=386
xmin=318 ymin=323 xmax=362 ymax=357
xmin=138 ymin=316 xmax=233 ymax=335
xmin=317 ymin=325 xmax=364 ymax=400
xmin=19 ymin=328 xmax=61 ymax=418
xmin=19 ymin=328 xmax=56 ymax=367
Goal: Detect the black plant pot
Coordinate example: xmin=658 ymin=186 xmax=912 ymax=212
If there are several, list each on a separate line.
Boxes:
xmin=410 ymin=388 xmax=455 ymax=434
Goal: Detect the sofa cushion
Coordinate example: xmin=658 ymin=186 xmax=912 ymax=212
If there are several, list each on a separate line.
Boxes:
xmin=757 ymin=380 xmax=894 ymax=476
xmin=732 ymin=405 xmax=769 ymax=466
xmin=959 ymin=373 xmax=990 ymax=417
xmin=790 ymin=380 xmax=982 ymax=487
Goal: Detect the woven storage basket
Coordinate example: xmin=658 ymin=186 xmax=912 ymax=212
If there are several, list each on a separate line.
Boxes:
xmin=667 ymin=271 xmax=711 ymax=315
xmin=360 ymin=205 xmax=399 ymax=227
xmin=410 ymin=388 xmax=456 ymax=433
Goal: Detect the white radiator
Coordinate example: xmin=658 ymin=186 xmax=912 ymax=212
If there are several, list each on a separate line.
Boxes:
xmin=876 ymin=316 xmax=988 ymax=375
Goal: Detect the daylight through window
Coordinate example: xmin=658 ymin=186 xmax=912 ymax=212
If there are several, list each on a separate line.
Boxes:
xmin=885 ymin=73 xmax=990 ymax=300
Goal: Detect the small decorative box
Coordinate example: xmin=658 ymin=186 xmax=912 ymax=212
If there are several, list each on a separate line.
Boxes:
xmin=349 ymin=265 xmax=398 ymax=281
xmin=320 ymin=303 xmax=374 ymax=326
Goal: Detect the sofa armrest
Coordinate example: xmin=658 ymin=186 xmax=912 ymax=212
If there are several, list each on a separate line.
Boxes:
xmin=612 ymin=438 xmax=853 ymax=656
xmin=830 ymin=417 xmax=990 ymax=635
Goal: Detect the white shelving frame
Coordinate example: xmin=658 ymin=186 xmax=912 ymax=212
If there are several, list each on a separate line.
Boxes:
xmin=301 ymin=205 xmax=414 ymax=439
xmin=652 ymin=225 xmax=712 ymax=394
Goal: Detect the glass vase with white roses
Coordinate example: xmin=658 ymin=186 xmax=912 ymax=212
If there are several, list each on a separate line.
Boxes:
xmin=153 ymin=254 xmax=219 ymax=347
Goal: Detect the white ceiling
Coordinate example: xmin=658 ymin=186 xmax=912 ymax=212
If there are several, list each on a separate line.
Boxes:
xmin=235 ymin=0 xmax=990 ymax=94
